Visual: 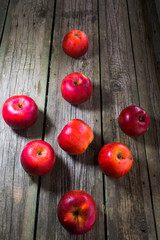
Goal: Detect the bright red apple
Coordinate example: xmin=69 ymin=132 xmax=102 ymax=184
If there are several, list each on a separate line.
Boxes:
xmin=118 ymin=105 xmax=150 ymax=137
xmin=62 ymin=30 xmax=89 ymax=58
xmin=57 ymin=190 xmax=97 ymax=235
xmin=58 ymin=119 xmax=94 ymax=155
xmin=2 ymin=95 xmax=39 ymax=129
xmin=98 ymin=142 xmax=133 ymax=178
xmin=21 ymin=140 xmax=55 ymax=176
xmin=61 ymin=72 xmax=93 ymax=105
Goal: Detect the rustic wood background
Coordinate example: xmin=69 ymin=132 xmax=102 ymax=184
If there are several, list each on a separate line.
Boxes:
xmin=0 ymin=0 xmax=160 ymax=239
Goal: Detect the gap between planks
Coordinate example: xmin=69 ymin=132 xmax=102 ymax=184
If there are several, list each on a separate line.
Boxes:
xmin=0 ymin=0 xmax=10 ymax=45
xmin=33 ymin=0 xmax=57 ymax=239
xmin=97 ymin=0 xmax=108 ymax=239
xmin=126 ymin=0 xmax=159 ymax=238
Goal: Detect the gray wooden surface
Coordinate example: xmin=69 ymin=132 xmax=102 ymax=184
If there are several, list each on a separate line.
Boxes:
xmin=0 ymin=0 xmax=55 ymax=239
xmin=0 ymin=0 xmax=10 ymax=43
xmin=36 ymin=0 xmax=105 ymax=239
xmin=0 ymin=0 xmax=160 ymax=239
xmin=128 ymin=0 xmax=160 ymax=238
xmin=99 ymin=0 xmax=157 ymax=239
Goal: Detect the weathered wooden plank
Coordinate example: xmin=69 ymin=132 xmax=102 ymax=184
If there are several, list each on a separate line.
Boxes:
xmin=155 ymin=0 xmax=160 ymax=23
xmin=0 ymin=0 xmax=55 ymax=239
xmin=0 ymin=0 xmax=10 ymax=41
xmin=99 ymin=0 xmax=157 ymax=239
xmin=140 ymin=0 xmax=160 ymax=88
xmin=36 ymin=0 xmax=105 ymax=239
xmin=143 ymin=0 xmax=160 ymax=62
xmin=128 ymin=0 xmax=160 ymax=238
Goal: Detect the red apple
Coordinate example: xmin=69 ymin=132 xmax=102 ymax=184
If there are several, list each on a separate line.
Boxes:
xmin=62 ymin=30 xmax=89 ymax=58
xmin=118 ymin=105 xmax=150 ymax=137
xmin=58 ymin=119 xmax=94 ymax=155
xmin=2 ymin=95 xmax=39 ymax=129
xmin=21 ymin=140 xmax=55 ymax=176
xmin=57 ymin=190 xmax=97 ymax=235
xmin=61 ymin=72 xmax=93 ymax=105
xmin=98 ymin=142 xmax=133 ymax=178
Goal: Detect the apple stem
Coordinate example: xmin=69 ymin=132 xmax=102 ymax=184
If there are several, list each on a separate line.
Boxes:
xmin=37 ymin=150 xmax=42 ymax=156
xmin=74 ymin=81 xmax=79 ymax=86
xmin=18 ymin=103 xmax=23 ymax=108
xmin=74 ymin=210 xmax=79 ymax=216
xmin=138 ymin=116 xmax=144 ymax=122
xmin=73 ymin=209 xmax=80 ymax=220
xmin=117 ymin=153 xmax=124 ymax=159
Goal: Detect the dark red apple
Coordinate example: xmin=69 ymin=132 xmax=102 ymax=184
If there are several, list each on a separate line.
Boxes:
xmin=62 ymin=30 xmax=89 ymax=58
xmin=57 ymin=190 xmax=97 ymax=235
xmin=2 ymin=95 xmax=39 ymax=129
xmin=98 ymin=142 xmax=133 ymax=178
xmin=118 ymin=105 xmax=150 ymax=137
xmin=58 ymin=119 xmax=94 ymax=155
xmin=21 ymin=140 xmax=55 ymax=176
xmin=61 ymin=72 xmax=93 ymax=105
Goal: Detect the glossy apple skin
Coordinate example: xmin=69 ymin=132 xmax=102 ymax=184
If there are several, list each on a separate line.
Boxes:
xmin=2 ymin=95 xmax=39 ymax=129
xmin=57 ymin=190 xmax=97 ymax=235
xmin=21 ymin=140 xmax=55 ymax=176
xmin=98 ymin=142 xmax=133 ymax=178
xmin=61 ymin=72 xmax=93 ymax=105
xmin=62 ymin=30 xmax=89 ymax=58
xmin=118 ymin=105 xmax=150 ymax=137
xmin=58 ymin=119 xmax=94 ymax=155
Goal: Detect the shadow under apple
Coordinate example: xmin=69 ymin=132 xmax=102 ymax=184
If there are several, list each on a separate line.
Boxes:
xmin=69 ymin=82 xmax=101 ymax=112
xmin=38 ymin=155 xmax=72 ymax=194
xmin=13 ymin=110 xmax=55 ymax=140
xmin=69 ymin=132 xmax=102 ymax=166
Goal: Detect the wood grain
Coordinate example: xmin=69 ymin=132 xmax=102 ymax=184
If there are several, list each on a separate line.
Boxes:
xmin=0 ymin=0 xmax=55 ymax=239
xmin=141 ymin=0 xmax=160 ymax=88
xmin=0 ymin=0 xmax=159 ymax=239
xmin=128 ymin=0 xmax=160 ymax=238
xmin=0 ymin=0 xmax=10 ymax=42
xmin=155 ymin=0 xmax=160 ymax=23
xmin=36 ymin=0 xmax=105 ymax=239
xmin=99 ymin=0 xmax=157 ymax=239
